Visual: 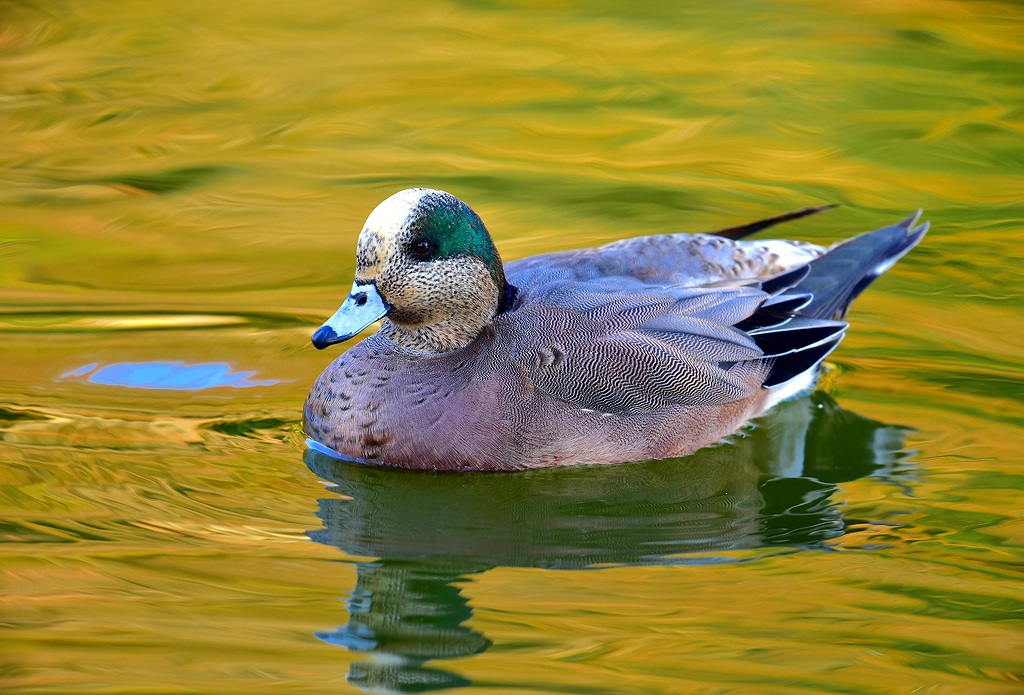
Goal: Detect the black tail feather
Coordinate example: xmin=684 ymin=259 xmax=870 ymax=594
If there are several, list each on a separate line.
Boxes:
xmin=797 ymin=211 xmax=928 ymax=320
xmin=709 ymin=204 xmax=839 ymax=241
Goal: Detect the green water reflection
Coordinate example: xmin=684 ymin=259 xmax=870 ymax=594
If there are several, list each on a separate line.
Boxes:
xmin=306 ymin=392 xmax=912 ymax=692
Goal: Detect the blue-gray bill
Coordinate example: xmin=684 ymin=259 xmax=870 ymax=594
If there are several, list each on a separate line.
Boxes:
xmin=312 ymin=281 xmax=390 ymax=350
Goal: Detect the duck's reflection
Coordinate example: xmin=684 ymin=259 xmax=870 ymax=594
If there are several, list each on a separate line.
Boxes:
xmin=315 ymin=561 xmax=489 ymax=692
xmin=305 ymin=392 xmax=913 ymax=693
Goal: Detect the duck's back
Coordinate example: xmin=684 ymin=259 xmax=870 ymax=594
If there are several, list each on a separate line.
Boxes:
xmin=505 ymin=232 xmax=826 ymax=293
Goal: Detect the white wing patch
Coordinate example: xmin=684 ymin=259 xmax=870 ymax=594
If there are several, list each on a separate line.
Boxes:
xmin=749 ymin=239 xmax=827 ymax=271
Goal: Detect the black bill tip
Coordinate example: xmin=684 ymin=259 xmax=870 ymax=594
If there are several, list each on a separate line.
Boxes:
xmin=312 ymin=325 xmax=342 ymax=350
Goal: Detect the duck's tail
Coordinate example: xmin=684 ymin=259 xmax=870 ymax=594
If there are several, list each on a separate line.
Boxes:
xmin=796 ymin=210 xmax=929 ymax=320
xmin=731 ymin=210 xmax=928 ymax=398
xmin=712 ymin=208 xmax=928 ymax=320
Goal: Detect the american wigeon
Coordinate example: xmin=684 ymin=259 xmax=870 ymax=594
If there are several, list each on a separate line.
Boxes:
xmin=305 ymin=189 xmax=926 ymax=470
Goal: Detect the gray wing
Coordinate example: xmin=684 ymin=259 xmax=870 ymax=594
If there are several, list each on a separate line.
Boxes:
xmin=497 ymin=274 xmax=845 ymax=415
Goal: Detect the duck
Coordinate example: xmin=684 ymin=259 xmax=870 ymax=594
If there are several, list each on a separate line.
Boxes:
xmin=304 ymin=188 xmax=927 ymax=471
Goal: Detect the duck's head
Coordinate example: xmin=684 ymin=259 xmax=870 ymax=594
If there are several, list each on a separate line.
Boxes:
xmin=312 ymin=188 xmax=508 ymax=354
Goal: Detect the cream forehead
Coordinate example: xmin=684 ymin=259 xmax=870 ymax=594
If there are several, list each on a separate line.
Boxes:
xmin=360 ymin=188 xmax=438 ymax=243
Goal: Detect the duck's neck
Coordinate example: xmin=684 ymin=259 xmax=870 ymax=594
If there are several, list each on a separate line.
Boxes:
xmin=378 ymin=316 xmax=486 ymax=353
xmin=380 ymin=280 xmax=516 ymax=354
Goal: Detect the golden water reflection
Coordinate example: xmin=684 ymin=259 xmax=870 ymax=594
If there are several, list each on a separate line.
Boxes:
xmin=3 ymin=0 xmax=1023 ymax=691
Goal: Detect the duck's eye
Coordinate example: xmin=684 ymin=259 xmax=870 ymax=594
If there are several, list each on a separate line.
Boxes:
xmin=409 ymin=238 xmax=436 ymax=260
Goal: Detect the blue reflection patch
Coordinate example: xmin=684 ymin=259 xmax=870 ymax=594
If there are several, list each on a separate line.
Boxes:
xmin=63 ymin=361 xmax=280 ymax=390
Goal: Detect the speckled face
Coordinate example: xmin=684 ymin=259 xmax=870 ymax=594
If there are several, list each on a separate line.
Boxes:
xmin=352 ymin=189 xmax=506 ymax=350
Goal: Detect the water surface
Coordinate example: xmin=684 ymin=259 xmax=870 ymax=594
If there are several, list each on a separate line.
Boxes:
xmin=2 ymin=1 xmax=1022 ymax=693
